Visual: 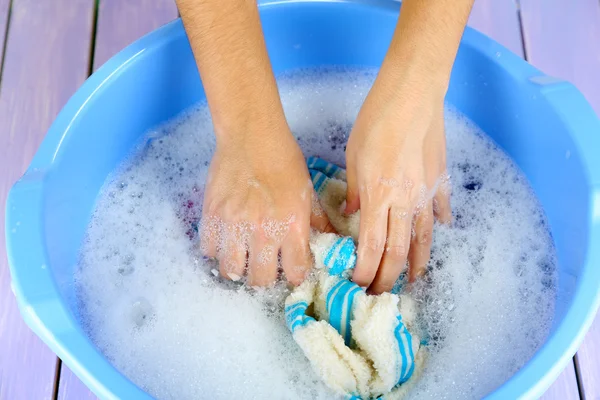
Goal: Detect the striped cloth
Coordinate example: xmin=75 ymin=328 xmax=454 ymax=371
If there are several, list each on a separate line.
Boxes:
xmin=283 ymin=158 xmax=423 ymax=400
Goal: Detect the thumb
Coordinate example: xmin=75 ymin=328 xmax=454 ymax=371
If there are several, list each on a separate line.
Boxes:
xmin=344 ymin=166 xmax=360 ymax=215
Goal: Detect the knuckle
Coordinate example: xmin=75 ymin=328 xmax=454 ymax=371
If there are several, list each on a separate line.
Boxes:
xmin=417 ymin=229 xmax=433 ymax=245
xmin=291 ymin=240 xmax=309 ymax=256
xmin=287 ymin=221 xmax=307 ymax=237
xmin=255 ymin=244 xmax=277 ymax=267
xmin=392 ymin=208 xmax=410 ymax=221
xmin=385 ymin=242 xmax=409 ymax=260
xmin=359 ymin=237 xmax=385 ymax=256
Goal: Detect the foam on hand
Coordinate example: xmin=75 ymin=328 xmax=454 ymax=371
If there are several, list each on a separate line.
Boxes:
xmin=75 ymin=68 xmax=556 ymax=400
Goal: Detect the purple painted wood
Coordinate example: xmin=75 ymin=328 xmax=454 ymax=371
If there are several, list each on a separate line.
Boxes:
xmin=0 ymin=0 xmax=95 ymax=399
xmin=468 ymin=0 xmax=525 ymax=57
xmin=57 ymin=2 xmax=177 ymax=398
xmin=0 ymin=0 xmax=10 ymax=67
xmin=92 ymin=0 xmax=178 ymax=71
xmin=520 ymin=0 xmax=600 ymax=115
xmin=577 ymin=316 xmax=600 ymax=398
xmin=540 ymin=362 xmax=580 ymax=400
xmin=57 ymin=365 xmax=98 ymax=400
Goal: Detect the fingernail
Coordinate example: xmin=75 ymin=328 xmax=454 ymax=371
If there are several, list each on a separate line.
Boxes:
xmin=227 ymin=273 xmax=241 ymax=281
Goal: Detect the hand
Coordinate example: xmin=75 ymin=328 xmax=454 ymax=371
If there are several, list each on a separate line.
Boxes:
xmin=200 ymin=120 xmax=334 ymax=287
xmin=345 ymin=77 xmax=452 ymax=294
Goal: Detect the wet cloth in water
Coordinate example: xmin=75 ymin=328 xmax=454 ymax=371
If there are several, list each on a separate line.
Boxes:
xmin=284 ymin=157 xmax=426 ymax=399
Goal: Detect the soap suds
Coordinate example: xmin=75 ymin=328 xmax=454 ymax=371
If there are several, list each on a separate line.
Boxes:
xmin=75 ymin=67 xmax=556 ymax=400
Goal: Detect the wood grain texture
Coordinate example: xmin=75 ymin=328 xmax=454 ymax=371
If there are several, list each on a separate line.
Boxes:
xmin=92 ymin=0 xmax=178 ymax=70
xmin=468 ymin=0 xmax=524 ymax=57
xmin=540 ymin=362 xmax=580 ymax=400
xmin=57 ymin=365 xmax=98 ymax=400
xmin=57 ymin=1 xmax=177 ymax=398
xmin=577 ymin=315 xmax=600 ymax=399
xmin=0 ymin=0 xmax=10 ymax=68
xmin=0 ymin=1 xmax=94 ymax=399
xmin=520 ymin=0 xmax=600 ymax=115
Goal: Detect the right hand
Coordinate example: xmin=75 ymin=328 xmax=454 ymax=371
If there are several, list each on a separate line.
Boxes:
xmin=200 ymin=119 xmax=334 ymax=287
xmin=344 ymin=72 xmax=452 ymax=294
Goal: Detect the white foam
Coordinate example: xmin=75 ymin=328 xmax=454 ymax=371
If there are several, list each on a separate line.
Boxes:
xmin=75 ymin=68 xmax=556 ymax=400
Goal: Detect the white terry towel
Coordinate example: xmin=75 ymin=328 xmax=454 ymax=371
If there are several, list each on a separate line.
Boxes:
xmin=284 ymin=158 xmax=426 ymax=400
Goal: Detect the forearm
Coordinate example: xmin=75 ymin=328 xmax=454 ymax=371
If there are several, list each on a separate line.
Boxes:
xmin=377 ymin=0 xmax=474 ymax=96
xmin=176 ymin=0 xmax=286 ymax=145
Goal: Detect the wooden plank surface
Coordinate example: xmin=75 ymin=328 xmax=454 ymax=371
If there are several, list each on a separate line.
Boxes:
xmin=0 ymin=1 xmax=590 ymax=399
xmin=576 ymin=317 xmax=600 ymax=399
xmin=0 ymin=0 xmax=10 ymax=68
xmin=468 ymin=0 xmax=525 ymax=57
xmin=57 ymin=1 xmax=177 ymax=398
xmin=92 ymin=0 xmax=178 ymax=70
xmin=519 ymin=1 xmax=600 ymax=397
xmin=520 ymin=0 xmax=600 ymax=115
xmin=540 ymin=362 xmax=580 ymax=400
xmin=57 ymin=365 xmax=98 ymax=400
xmin=0 ymin=0 xmax=95 ymax=399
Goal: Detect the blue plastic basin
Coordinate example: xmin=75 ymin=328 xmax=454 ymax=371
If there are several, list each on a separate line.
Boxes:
xmin=5 ymin=1 xmax=600 ymax=399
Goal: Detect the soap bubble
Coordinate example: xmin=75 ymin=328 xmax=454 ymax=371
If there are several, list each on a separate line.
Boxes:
xmin=130 ymin=298 xmax=154 ymax=328
xmin=75 ymin=68 xmax=556 ymax=400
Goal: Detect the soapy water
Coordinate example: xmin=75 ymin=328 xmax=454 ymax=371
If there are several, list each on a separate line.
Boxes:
xmin=75 ymin=67 xmax=556 ymax=400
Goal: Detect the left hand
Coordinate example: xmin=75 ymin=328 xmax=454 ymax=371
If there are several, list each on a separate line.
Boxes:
xmin=344 ymin=75 xmax=452 ymax=294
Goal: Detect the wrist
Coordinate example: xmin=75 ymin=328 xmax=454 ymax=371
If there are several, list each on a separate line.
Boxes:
xmin=375 ymin=43 xmax=451 ymax=103
xmin=214 ymin=107 xmax=292 ymax=152
xmin=368 ymin=65 xmax=446 ymax=122
xmin=378 ymin=0 xmax=472 ymax=98
xmin=381 ymin=59 xmax=449 ymax=96
xmin=212 ymin=90 xmax=289 ymax=147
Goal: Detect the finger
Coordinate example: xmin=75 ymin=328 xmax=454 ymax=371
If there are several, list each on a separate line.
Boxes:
xmin=433 ymin=175 xmax=452 ymax=224
xmin=247 ymin=234 xmax=278 ymax=287
xmin=352 ymin=201 xmax=388 ymax=288
xmin=280 ymin=223 xmax=312 ymax=286
xmin=369 ymin=207 xmax=411 ymax=294
xmin=218 ymin=242 xmax=247 ymax=282
xmin=344 ymin=166 xmax=360 ymax=215
xmin=408 ymin=202 xmax=434 ymax=282
xmin=199 ymin=214 xmax=219 ymax=258
xmin=310 ymin=190 xmax=336 ymax=233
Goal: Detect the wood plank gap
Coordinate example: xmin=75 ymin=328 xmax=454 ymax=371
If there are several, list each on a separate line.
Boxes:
xmin=0 ymin=0 xmax=13 ymax=88
xmin=87 ymin=0 xmax=100 ymax=77
xmin=515 ymin=0 xmax=529 ymax=61
xmin=574 ymin=354 xmax=586 ymax=400
xmin=52 ymin=358 xmax=63 ymax=400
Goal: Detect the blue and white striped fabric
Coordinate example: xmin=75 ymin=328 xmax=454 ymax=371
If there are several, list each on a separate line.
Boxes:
xmin=285 ymin=301 xmax=315 ymax=334
xmin=308 ymin=156 xmax=346 ymax=195
xmin=394 ymin=315 xmax=416 ymax=385
xmin=324 ymin=236 xmax=357 ymax=276
xmin=284 ymin=157 xmax=422 ymax=399
xmin=326 ymin=279 xmax=362 ymax=347
xmin=284 ymin=245 xmax=362 ymax=348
